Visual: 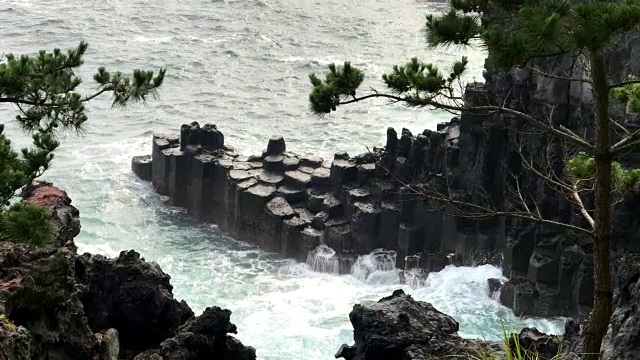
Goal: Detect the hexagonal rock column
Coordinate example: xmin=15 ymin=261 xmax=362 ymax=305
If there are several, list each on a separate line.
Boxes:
xmin=267 ymin=135 xmax=286 ymax=155
xmin=236 ymin=183 xmax=277 ymax=245
xmin=132 ymin=155 xmax=153 ymax=181
xmin=263 ymin=197 xmax=296 ymax=252
xmin=351 ymin=202 xmax=382 ymax=254
xmin=151 ymin=134 xmax=179 ymax=195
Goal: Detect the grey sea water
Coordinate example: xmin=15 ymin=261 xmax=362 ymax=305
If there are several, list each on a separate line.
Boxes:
xmin=1 ymin=0 xmax=564 ymax=359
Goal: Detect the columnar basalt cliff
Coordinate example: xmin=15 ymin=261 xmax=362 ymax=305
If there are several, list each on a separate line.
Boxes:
xmin=132 ymin=36 xmax=640 ymax=322
xmin=132 ymin=120 xmax=504 ymax=278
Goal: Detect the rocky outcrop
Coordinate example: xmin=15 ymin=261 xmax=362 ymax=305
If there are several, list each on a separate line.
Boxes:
xmin=134 ymin=307 xmax=256 ymax=360
xmin=0 ymin=243 xmax=110 ymax=360
xmin=80 ymin=250 xmax=195 ymax=359
xmin=130 ymin=39 xmax=640 ymax=322
xmin=133 ymin=122 xmax=501 ymax=281
xmin=21 ymin=182 xmax=81 ymax=248
xmin=601 ymin=254 xmax=640 ymax=359
xmin=0 ymin=184 xmax=253 ymax=360
xmin=335 ymin=289 xmax=571 ymax=360
xmin=0 ymin=242 xmax=254 ymax=360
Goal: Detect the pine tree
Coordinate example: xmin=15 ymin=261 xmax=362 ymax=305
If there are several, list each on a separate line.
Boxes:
xmin=308 ymin=1 xmax=640 ymax=358
xmin=0 ymin=41 xmax=165 ymax=246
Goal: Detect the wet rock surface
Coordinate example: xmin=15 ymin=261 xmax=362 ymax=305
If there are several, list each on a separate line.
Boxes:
xmin=335 ymin=290 xmax=580 ymax=360
xmin=0 ymin=185 xmax=255 ymax=360
xmin=134 ymin=307 xmax=256 ymax=360
xmin=335 ymin=289 xmax=498 ymax=360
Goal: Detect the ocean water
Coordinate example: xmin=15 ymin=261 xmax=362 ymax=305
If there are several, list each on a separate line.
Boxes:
xmin=0 ymin=0 xmax=565 ymax=359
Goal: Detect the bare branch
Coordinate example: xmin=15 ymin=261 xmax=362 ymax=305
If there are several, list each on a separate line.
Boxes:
xmin=611 ymin=128 xmax=640 ymax=154
xmin=571 ymin=183 xmax=595 ymax=230
xmin=526 ymin=65 xmax=592 ymax=84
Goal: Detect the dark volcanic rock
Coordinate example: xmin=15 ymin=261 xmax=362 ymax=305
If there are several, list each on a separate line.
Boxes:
xmin=132 ymin=155 xmax=153 ymax=181
xmin=487 ymin=278 xmax=503 ymax=298
xmin=602 ymin=254 xmax=640 ymax=360
xmin=267 ymin=136 xmax=286 ymax=155
xmin=81 ymin=250 xmax=194 ymax=358
xmin=134 ymin=307 xmax=256 ymax=360
xmin=335 ymin=289 xmax=495 ymax=360
xmin=1 ymin=244 xmax=102 ymax=360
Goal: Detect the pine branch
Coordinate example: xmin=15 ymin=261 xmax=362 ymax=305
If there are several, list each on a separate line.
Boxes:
xmin=609 ymin=79 xmax=640 ymax=90
xmin=525 ymin=65 xmax=592 ymax=84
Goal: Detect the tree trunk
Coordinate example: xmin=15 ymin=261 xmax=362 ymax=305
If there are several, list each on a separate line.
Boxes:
xmin=582 ymin=50 xmax=613 ymax=360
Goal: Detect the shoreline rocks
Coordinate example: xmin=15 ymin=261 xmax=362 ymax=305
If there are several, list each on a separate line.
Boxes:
xmin=335 ymin=289 xmax=575 ymax=360
xmin=0 ymin=184 xmax=255 ymax=360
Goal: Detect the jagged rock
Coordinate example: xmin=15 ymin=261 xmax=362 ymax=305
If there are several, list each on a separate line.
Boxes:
xmin=21 ymin=183 xmax=81 ymax=248
xmin=510 ymin=328 xmax=565 ymax=360
xmin=132 ymin=155 xmax=153 ymax=181
xmin=602 ymin=254 xmax=640 ymax=360
xmin=81 ymin=250 xmax=194 ymax=358
xmin=1 ymin=244 xmax=100 ymax=360
xmin=267 ymin=135 xmax=286 ymax=155
xmin=487 ymin=278 xmax=502 ymax=298
xmin=134 ymin=307 xmax=255 ymax=360
xmin=499 ymin=277 xmax=535 ymax=316
xmin=0 ymin=318 xmax=31 ymax=360
xmin=322 ymin=194 xmax=342 ymax=217
xmin=294 ymin=207 xmax=315 ymax=225
xmin=95 ymin=328 xmax=120 ymax=360
xmin=266 ymin=197 xmax=295 ymax=218
xmin=312 ymin=211 xmax=329 ymax=230
xmin=335 ymin=289 xmax=495 ymax=360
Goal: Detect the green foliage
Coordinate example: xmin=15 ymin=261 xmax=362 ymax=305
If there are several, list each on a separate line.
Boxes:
xmin=611 ymin=75 xmax=640 ymax=113
xmin=0 ymin=203 xmax=54 ymax=246
xmin=308 ymin=57 xmax=468 ymax=115
xmin=567 ymin=152 xmax=640 ymax=193
xmin=0 ymin=42 xmax=164 ymax=245
xmin=308 ymin=62 xmax=364 ymax=115
xmin=0 ymin=313 xmax=17 ymax=332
